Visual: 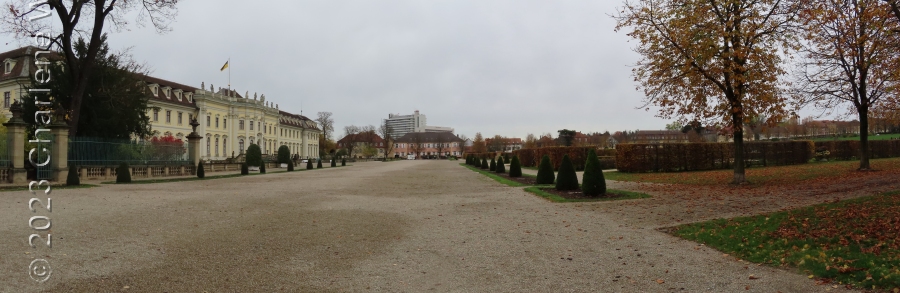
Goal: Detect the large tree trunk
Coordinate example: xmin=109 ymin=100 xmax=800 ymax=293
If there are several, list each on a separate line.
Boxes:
xmin=858 ymin=107 xmax=871 ymax=170
xmin=732 ymin=112 xmax=747 ymax=184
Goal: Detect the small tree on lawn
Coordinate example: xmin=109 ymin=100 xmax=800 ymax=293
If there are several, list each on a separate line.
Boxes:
xmin=66 ymin=166 xmax=80 ymax=186
xmin=509 ymin=156 xmax=522 ymax=177
xmin=496 ymin=156 xmax=506 ymax=173
xmin=277 ymin=145 xmax=291 ymax=164
xmin=556 ymin=154 xmax=578 ymax=191
xmin=116 ymin=162 xmax=131 ymax=183
xmin=317 ymin=159 xmax=323 ymax=169
xmin=535 ymin=155 xmax=554 ymax=184
xmin=246 ymin=144 xmax=262 ymax=168
xmin=582 ymin=149 xmax=606 ymax=196
xmin=287 ymin=160 xmax=294 ymax=171
xmin=260 ymin=162 xmax=266 ymax=174
xmin=307 ymin=159 xmax=314 ymax=169
xmin=241 ymin=163 xmax=249 ymax=175
xmin=342 ymin=158 xmax=346 ymax=166
xmin=481 ymin=158 xmax=488 ymax=169
xmin=331 ymin=158 xmax=336 ymax=167
xmin=489 ymin=158 xmax=496 ymax=171
xmin=197 ymin=161 xmax=206 ymax=178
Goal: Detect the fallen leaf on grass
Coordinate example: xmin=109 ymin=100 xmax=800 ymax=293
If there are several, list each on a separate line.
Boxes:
xmin=656 ymin=279 xmax=665 ymax=284
xmin=749 ymin=275 xmax=759 ymax=280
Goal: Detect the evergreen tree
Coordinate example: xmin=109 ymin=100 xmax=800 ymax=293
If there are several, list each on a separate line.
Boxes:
xmin=342 ymin=158 xmax=346 ymax=166
xmin=277 ymin=145 xmax=291 ymax=164
xmin=260 ymin=162 xmax=267 ymax=174
xmin=555 ymin=154 xmax=579 ymax=191
xmin=317 ymin=159 xmax=323 ymax=169
xmin=246 ymin=144 xmax=263 ymax=167
xmin=287 ymin=160 xmax=294 ymax=171
xmin=481 ymin=158 xmax=488 ymax=169
xmin=496 ymin=156 xmax=506 ymax=173
xmin=241 ymin=163 xmax=249 ymax=175
xmin=306 ymin=159 xmax=314 ymax=169
xmin=536 ymin=155 xmax=555 ymax=184
xmin=331 ymin=158 xmax=336 ymax=167
xmin=582 ymin=149 xmax=607 ymax=196
xmin=116 ymin=162 xmax=131 ymax=183
xmin=197 ymin=161 xmax=205 ymax=178
xmin=489 ymin=158 xmax=496 ymax=171
xmin=66 ymin=166 xmax=80 ymax=186
xmin=509 ymin=156 xmax=522 ymax=177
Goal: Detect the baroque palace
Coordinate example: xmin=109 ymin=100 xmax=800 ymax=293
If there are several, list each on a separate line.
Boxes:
xmin=0 ymin=46 xmax=321 ymax=162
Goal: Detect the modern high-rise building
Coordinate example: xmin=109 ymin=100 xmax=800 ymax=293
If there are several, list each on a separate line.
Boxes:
xmin=384 ymin=110 xmax=455 ymax=139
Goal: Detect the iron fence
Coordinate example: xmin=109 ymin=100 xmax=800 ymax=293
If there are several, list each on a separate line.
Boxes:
xmin=69 ymin=137 xmax=189 ymax=166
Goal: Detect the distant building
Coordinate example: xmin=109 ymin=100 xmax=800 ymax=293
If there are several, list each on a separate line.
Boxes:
xmin=337 ymin=132 xmax=387 ymax=159
xmin=485 ymin=137 xmax=523 ymax=153
xmin=393 ymin=132 xmax=465 ymax=158
xmin=385 ymin=110 xmax=453 ymax=139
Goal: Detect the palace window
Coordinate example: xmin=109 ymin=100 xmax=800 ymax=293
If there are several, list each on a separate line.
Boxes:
xmin=250 ymin=121 xmax=254 ymax=130
xmin=4 ymin=60 xmax=11 ymax=74
xmin=224 ymin=119 xmax=227 ymax=129
xmin=216 ymin=117 xmax=219 ymax=128
xmin=178 ymin=112 xmax=183 ymax=124
xmin=206 ymin=138 xmax=210 ymax=156
xmin=239 ymin=139 xmax=245 ymax=154
xmin=239 ymin=120 xmax=244 ymax=130
xmin=215 ymin=138 xmax=219 ymax=156
xmin=3 ymin=92 xmax=9 ymax=108
xmin=223 ymin=138 xmax=227 ymax=155
xmin=166 ymin=110 xmax=171 ymax=123
xmin=153 ymin=109 xmax=159 ymax=122
xmin=207 ymin=116 xmax=211 ymax=127
xmin=189 ymin=114 xmax=193 ymax=123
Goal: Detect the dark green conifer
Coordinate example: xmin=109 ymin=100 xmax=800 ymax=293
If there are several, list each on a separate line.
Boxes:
xmin=555 ymin=154 xmax=579 ymax=191
xmin=535 ymin=155 xmax=554 ymax=184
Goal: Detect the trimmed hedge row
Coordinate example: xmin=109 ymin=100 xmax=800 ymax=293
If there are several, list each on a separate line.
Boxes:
xmin=615 ymin=141 xmax=815 ymax=173
xmin=814 ymin=140 xmax=900 ymax=161
xmin=512 ymin=147 xmax=617 ymax=171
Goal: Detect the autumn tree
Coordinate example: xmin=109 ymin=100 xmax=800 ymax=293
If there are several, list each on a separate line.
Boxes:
xmin=615 ymin=0 xmax=799 ymax=184
xmin=472 ymin=132 xmax=487 ymax=153
xmin=379 ymin=120 xmax=395 ymax=159
xmin=434 ymin=133 xmax=448 ymax=157
xmin=410 ymin=132 xmax=425 ymax=159
xmin=557 ymin=129 xmax=576 ymax=146
xmin=795 ymin=0 xmax=900 ymax=170
xmin=488 ymin=135 xmax=505 ymax=152
xmin=3 ymin=0 xmax=180 ymax=137
xmin=342 ymin=125 xmax=360 ymax=158
xmin=524 ymin=133 xmax=537 ymax=149
xmin=316 ymin=112 xmax=335 ymax=155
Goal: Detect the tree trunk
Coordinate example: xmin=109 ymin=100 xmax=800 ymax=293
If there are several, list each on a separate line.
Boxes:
xmin=858 ymin=108 xmax=871 ymax=170
xmin=732 ymin=113 xmax=747 ymax=184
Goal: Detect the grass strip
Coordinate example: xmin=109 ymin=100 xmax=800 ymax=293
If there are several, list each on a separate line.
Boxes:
xmin=102 ymin=165 xmax=351 ymax=184
xmin=459 ymin=163 xmax=526 ymax=187
xmin=523 ymin=186 xmax=651 ymax=203
xmin=670 ymin=191 xmax=900 ymax=290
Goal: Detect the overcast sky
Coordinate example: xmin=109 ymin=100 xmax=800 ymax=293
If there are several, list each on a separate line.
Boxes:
xmin=5 ymin=1 xmax=711 ymax=139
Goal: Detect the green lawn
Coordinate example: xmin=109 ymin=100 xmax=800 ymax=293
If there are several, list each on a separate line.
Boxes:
xmin=671 ymin=191 xmax=900 ymax=290
xmin=810 ymin=133 xmax=900 ymax=142
xmin=460 ymin=163 xmax=529 ymax=187
xmin=604 ymin=157 xmax=900 ymax=186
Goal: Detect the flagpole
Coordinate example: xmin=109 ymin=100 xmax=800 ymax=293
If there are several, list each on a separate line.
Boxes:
xmin=228 ymin=57 xmax=231 ymax=90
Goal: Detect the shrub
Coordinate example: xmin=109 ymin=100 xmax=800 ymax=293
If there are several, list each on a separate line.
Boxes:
xmin=317 ymin=159 xmax=323 ymax=169
xmin=489 ymin=158 xmax=496 ymax=171
xmin=197 ymin=161 xmax=206 ymax=178
xmin=556 ymin=154 xmax=578 ymax=191
xmin=481 ymin=158 xmax=488 ymax=169
xmin=536 ymin=155 xmax=554 ymax=184
xmin=260 ymin=162 xmax=267 ymax=174
xmin=66 ymin=166 xmax=80 ymax=186
xmin=277 ymin=145 xmax=291 ymax=164
xmin=342 ymin=158 xmax=346 ymax=166
xmin=287 ymin=160 xmax=294 ymax=171
xmin=509 ymin=156 xmax=522 ymax=177
xmin=241 ymin=163 xmax=249 ymax=175
xmin=246 ymin=144 xmax=263 ymax=167
xmin=306 ymin=159 xmax=313 ymax=169
xmin=581 ymin=149 xmax=606 ymax=196
xmin=331 ymin=158 xmax=336 ymax=167
xmin=496 ymin=156 xmax=506 ymax=173
xmin=116 ymin=162 xmax=131 ymax=183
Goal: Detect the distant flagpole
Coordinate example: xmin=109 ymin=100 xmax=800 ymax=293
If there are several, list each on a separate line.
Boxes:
xmin=220 ymin=58 xmax=231 ymax=91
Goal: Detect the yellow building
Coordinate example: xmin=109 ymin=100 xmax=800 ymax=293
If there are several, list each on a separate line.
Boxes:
xmin=0 ymin=46 xmax=321 ymax=161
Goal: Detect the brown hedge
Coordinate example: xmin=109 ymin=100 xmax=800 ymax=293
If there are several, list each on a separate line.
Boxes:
xmin=512 ymin=147 xmax=617 ymax=171
xmin=814 ymin=140 xmax=900 ymax=161
xmin=615 ymin=141 xmax=815 ymax=173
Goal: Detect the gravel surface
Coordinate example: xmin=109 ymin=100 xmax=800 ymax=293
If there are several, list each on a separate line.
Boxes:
xmin=0 ymin=160 xmax=847 ymax=292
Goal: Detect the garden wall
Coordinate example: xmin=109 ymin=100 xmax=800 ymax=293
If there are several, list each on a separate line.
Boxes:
xmin=814 ymin=140 xmax=900 ymax=161
xmin=615 ymin=141 xmax=815 ymax=173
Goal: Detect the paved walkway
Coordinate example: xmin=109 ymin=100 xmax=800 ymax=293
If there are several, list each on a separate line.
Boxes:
xmin=0 ymin=160 xmax=839 ymax=292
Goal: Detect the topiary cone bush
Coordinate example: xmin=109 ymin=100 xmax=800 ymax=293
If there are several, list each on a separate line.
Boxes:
xmin=481 ymin=158 xmax=488 ymax=169
xmin=466 ymin=155 xmax=472 ymax=165
xmin=331 ymin=158 xmax=336 ymax=167
xmin=496 ymin=156 xmax=506 ymax=173
xmin=489 ymin=158 xmax=496 ymax=171
xmin=197 ymin=161 xmax=206 ymax=178
xmin=509 ymin=156 xmax=522 ymax=177
xmin=306 ymin=159 xmax=313 ymax=169
xmin=66 ymin=166 xmax=80 ymax=186
xmin=582 ymin=149 xmax=606 ymax=196
xmin=241 ymin=163 xmax=249 ymax=175
xmin=277 ymin=145 xmax=291 ymax=164
xmin=535 ymin=155 xmax=554 ymax=185
xmin=317 ymin=159 xmax=323 ymax=169
xmin=287 ymin=160 xmax=294 ymax=171
xmin=260 ymin=162 xmax=267 ymax=174
xmin=341 ymin=158 xmax=346 ymax=166
xmin=246 ymin=144 xmax=263 ymax=167
xmin=116 ymin=162 xmax=131 ymax=183
xmin=555 ymin=154 xmax=579 ymax=191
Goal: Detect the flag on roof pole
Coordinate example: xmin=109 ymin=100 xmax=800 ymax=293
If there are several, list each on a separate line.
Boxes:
xmin=220 ymin=60 xmax=229 ymax=71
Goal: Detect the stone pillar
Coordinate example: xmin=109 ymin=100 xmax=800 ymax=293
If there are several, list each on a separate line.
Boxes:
xmin=187 ymin=118 xmax=202 ymax=173
xmin=300 ymin=128 xmax=308 ymax=159
xmin=49 ymin=117 xmax=69 ymax=182
xmin=105 ymin=167 xmax=111 ymax=180
xmin=3 ymin=102 xmax=27 ymax=184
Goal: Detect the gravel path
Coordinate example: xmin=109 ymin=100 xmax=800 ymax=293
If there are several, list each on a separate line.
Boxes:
xmin=0 ymin=160 xmax=844 ymax=292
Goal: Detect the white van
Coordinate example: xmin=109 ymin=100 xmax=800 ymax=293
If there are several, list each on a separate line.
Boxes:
xmin=407 ymin=155 xmax=415 ymax=160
